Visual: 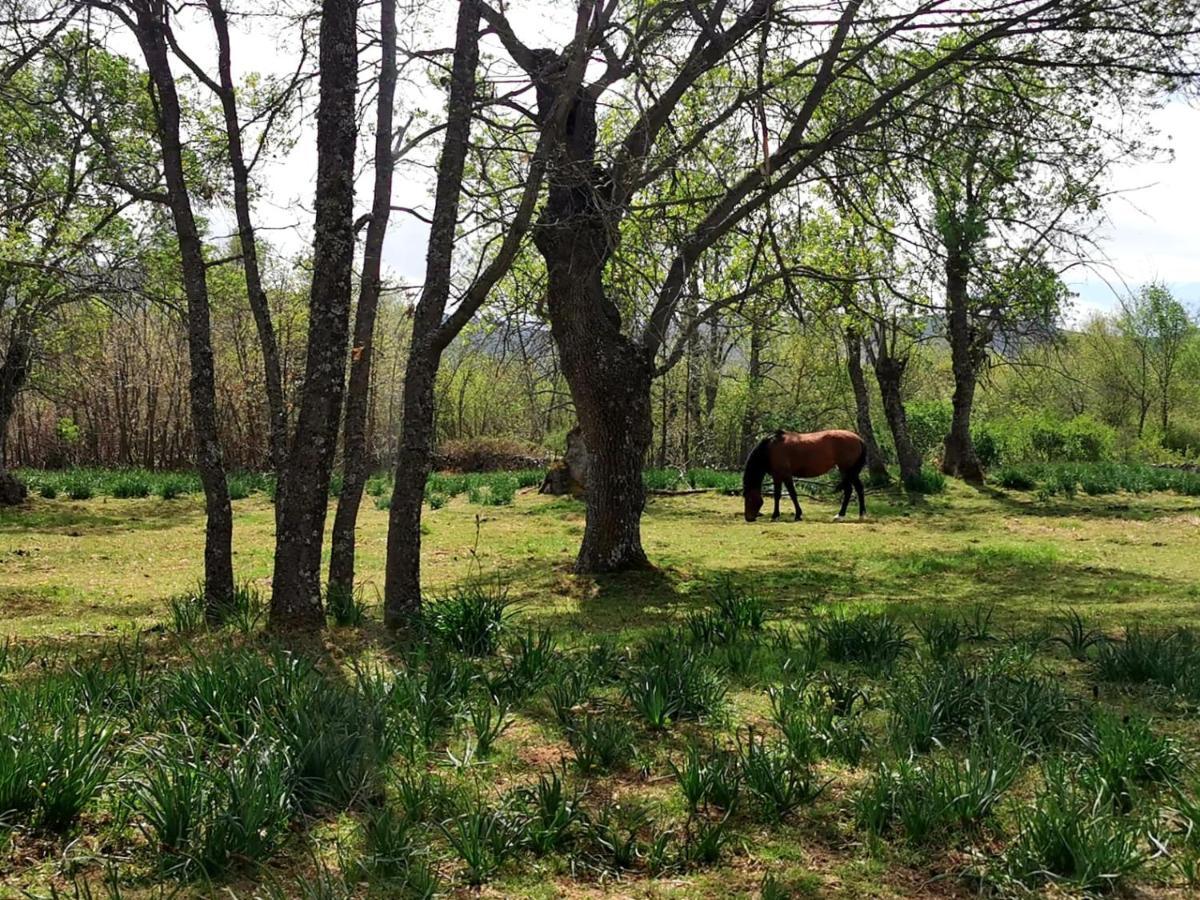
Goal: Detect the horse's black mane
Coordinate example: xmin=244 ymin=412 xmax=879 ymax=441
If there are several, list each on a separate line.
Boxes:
xmin=742 ymin=432 xmax=780 ymax=495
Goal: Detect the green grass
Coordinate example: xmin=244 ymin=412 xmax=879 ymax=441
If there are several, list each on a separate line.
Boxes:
xmin=2 ymin=475 xmax=1200 ymax=895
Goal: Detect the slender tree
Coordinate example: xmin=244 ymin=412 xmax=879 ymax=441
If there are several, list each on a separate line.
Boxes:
xmin=329 ymin=0 xmax=396 ymax=596
xmin=269 ymin=0 xmax=359 ymax=629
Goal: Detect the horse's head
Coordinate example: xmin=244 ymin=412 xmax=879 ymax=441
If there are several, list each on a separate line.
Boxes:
xmin=743 ymin=487 xmax=764 ymax=522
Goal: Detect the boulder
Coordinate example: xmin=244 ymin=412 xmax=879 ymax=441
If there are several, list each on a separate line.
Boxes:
xmin=0 ymin=470 xmax=28 ymax=506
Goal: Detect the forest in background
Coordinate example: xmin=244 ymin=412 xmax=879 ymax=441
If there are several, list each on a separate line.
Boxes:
xmin=7 ymin=265 xmax=1198 ymax=474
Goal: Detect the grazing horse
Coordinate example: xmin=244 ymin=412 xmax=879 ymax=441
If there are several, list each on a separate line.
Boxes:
xmin=742 ymin=429 xmax=867 ymax=522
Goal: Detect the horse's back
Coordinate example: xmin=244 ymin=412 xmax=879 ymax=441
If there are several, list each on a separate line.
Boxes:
xmin=772 ymin=429 xmax=863 ymax=477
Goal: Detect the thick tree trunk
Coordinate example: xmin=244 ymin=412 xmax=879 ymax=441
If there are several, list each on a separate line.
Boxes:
xmin=844 ymin=329 xmax=889 ymax=483
xmin=134 ymin=13 xmax=234 ymax=613
xmin=530 ymin=65 xmax=652 ymax=573
xmin=873 ymin=355 xmax=921 ymax=482
xmin=941 ymin=257 xmax=985 ymax=482
xmin=329 ymin=0 xmax=396 ymax=595
xmin=270 ymin=0 xmax=358 ymax=630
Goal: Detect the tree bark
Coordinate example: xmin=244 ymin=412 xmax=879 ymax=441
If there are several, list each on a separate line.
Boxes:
xmin=844 ymin=328 xmax=889 ymax=483
xmin=0 ymin=327 xmax=32 ymax=504
xmin=270 ymin=0 xmax=358 ymax=630
xmin=329 ymin=0 xmax=396 ymax=595
xmin=204 ymin=0 xmax=288 ymax=475
xmin=941 ymin=254 xmax=985 ymax=482
xmin=132 ymin=9 xmax=235 ymax=614
xmin=383 ymin=0 xmax=480 ymax=624
xmin=529 ymin=62 xmax=652 ymax=573
xmin=872 ymin=353 xmax=921 ymax=482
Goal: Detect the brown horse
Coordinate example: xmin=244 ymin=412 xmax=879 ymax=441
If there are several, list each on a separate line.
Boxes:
xmin=742 ymin=429 xmax=867 ymax=522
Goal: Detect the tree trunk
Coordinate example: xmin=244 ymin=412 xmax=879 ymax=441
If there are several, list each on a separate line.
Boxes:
xmin=530 ymin=66 xmax=652 ymax=573
xmin=739 ymin=315 xmax=764 ymax=461
xmin=270 ymin=0 xmax=358 ymax=630
xmin=329 ymin=0 xmax=396 ymax=595
xmin=940 ymin=255 xmax=985 ymax=482
xmin=133 ymin=11 xmax=234 ymax=613
xmin=383 ymin=0 xmax=480 ymax=623
xmin=205 ymin=0 xmax=288 ymax=475
xmin=0 ymin=329 xmax=31 ymax=504
xmin=543 ymin=255 xmax=652 ymax=572
xmin=873 ymin=354 xmax=921 ymax=482
xmin=844 ymin=328 xmax=889 ymax=483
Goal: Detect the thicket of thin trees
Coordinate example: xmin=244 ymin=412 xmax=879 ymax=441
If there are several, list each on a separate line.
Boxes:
xmin=2 ymin=0 xmax=1198 ymax=630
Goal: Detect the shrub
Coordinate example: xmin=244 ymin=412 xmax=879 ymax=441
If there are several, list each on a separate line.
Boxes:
xmin=670 ymin=741 xmax=742 ymax=814
xmin=62 ymin=471 xmax=95 ymax=500
xmin=736 ymin=730 xmax=822 ymax=821
xmin=436 ymin=436 xmax=546 ymax=472
xmin=1080 ymin=713 xmax=1185 ymax=812
xmin=995 ymin=466 xmax=1037 ymax=490
xmin=111 ymin=471 xmax=152 ymax=498
xmin=467 ymin=473 xmax=517 ymax=506
xmin=1095 ymin=627 xmax=1200 ymax=696
xmin=816 ymin=610 xmax=910 ymax=672
xmin=326 ymin=582 xmax=369 ymax=627
xmin=904 ymin=468 xmax=946 ymax=494
xmin=1004 ymin=761 xmax=1144 ymax=893
xmin=567 ymin=714 xmax=635 ymax=774
xmin=133 ymin=736 xmax=294 ymax=877
xmin=441 ymin=805 xmax=527 ymax=885
xmin=905 ymin=401 xmax=952 ymax=459
xmin=422 ymin=581 xmax=514 ymax=656
xmin=623 ymin=634 xmax=727 ymax=726
xmin=158 ymin=474 xmax=190 ymax=500
xmin=857 ymin=740 xmax=1022 ymax=844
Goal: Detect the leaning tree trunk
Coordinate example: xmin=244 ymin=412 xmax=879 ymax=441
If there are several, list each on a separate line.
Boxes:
xmin=329 ymin=0 xmax=396 ymax=595
xmin=383 ymin=0 xmax=481 ymax=623
xmin=844 ymin=329 xmax=890 ymax=483
xmin=941 ymin=256 xmax=985 ymax=482
xmin=873 ymin=355 xmax=922 ymax=482
xmin=270 ymin=0 xmax=358 ymax=630
xmin=135 ymin=14 xmax=234 ymax=614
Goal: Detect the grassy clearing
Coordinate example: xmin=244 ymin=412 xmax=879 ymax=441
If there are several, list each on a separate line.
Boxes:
xmin=2 ymin=476 xmax=1200 ymax=896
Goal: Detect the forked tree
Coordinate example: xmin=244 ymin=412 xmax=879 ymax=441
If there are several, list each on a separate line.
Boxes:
xmin=472 ymin=0 xmax=1195 ymax=572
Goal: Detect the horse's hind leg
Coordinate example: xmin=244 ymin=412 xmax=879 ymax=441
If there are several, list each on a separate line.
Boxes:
xmin=836 ymin=477 xmax=853 ymax=519
xmin=785 ymin=477 xmax=802 ymax=521
xmin=771 ymin=478 xmax=782 ymax=520
xmin=853 ymin=474 xmax=866 ymax=519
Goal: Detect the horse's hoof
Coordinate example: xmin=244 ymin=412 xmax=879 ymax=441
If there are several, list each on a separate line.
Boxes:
xmin=834 ymin=514 xmax=845 ymax=522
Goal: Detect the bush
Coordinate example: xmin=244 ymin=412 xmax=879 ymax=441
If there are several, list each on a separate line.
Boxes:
xmin=422 ymin=581 xmax=514 ymax=656
xmin=995 ymin=466 xmax=1037 ymax=490
xmin=816 ymin=610 xmax=910 ymax=672
xmin=1004 ymin=760 xmax=1145 ymax=893
xmin=904 ymin=468 xmax=946 ymax=494
xmin=905 ymin=401 xmax=952 ymax=459
xmin=623 ymin=632 xmax=727 ymax=725
xmin=158 ymin=474 xmax=191 ymax=500
xmin=111 ymin=471 xmax=152 ymax=498
xmin=62 ymin=471 xmax=95 ymax=500
xmin=436 ymin=437 xmax=546 ymax=473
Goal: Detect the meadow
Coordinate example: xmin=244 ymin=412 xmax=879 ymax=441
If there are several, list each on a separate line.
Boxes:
xmin=3 ymin=469 xmax=1200 ymax=898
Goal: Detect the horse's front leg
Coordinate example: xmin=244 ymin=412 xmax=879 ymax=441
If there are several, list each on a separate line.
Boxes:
xmin=771 ymin=478 xmax=782 ymax=520
xmin=785 ymin=477 xmax=802 ymax=521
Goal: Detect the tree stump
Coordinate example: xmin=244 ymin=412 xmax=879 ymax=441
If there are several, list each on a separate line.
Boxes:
xmin=540 ymin=425 xmax=590 ymax=497
xmin=0 ymin=471 xmax=28 ymax=506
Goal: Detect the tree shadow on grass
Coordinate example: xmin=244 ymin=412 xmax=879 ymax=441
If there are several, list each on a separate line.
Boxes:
xmin=966 ymin=481 xmax=1200 ymax=523
xmin=0 ymin=498 xmax=207 ymax=535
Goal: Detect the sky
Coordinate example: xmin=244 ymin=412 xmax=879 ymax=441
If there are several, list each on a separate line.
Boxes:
xmin=161 ymin=3 xmax=1198 ymax=321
